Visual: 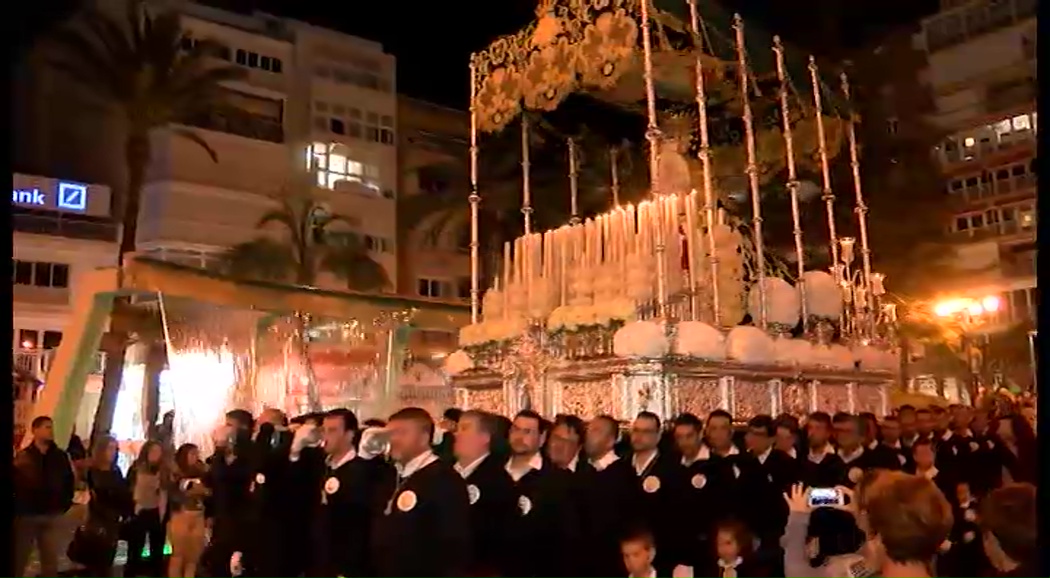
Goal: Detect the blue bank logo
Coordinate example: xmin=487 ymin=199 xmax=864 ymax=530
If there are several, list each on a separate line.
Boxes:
xmin=58 ymin=182 xmax=87 ymax=211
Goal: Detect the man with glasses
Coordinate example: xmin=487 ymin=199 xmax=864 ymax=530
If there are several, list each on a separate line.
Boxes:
xmin=745 ymin=415 xmax=798 ymax=545
xmin=629 ymin=412 xmax=684 ymax=571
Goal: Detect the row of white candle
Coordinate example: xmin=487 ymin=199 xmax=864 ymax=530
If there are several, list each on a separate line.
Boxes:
xmin=490 ymin=193 xmax=728 ymax=321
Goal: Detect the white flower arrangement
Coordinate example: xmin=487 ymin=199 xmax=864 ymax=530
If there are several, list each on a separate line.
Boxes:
xmin=801 ymin=270 xmax=843 ymax=320
xmin=749 ymin=277 xmax=801 ymax=329
xmin=613 ymin=320 xmax=670 ymax=358
xmin=673 ymin=321 xmax=726 ymax=360
xmin=774 ymin=337 xmax=815 ymax=366
xmin=726 ymin=326 xmax=776 ymax=364
xmin=443 ymin=349 xmax=474 ymax=375
xmin=457 ymin=316 xmax=529 ymax=347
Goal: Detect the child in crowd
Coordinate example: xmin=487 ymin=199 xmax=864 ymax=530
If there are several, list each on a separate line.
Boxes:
xmin=938 ymin=481 xmax=988 ymax=577
xmin=706 ymin=519 xmax=767 ymax=577
xmin=620 ymin=528 xmax=661 ymax=578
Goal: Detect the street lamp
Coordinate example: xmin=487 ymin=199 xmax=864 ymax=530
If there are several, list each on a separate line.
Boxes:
xmin=933 ymin=295 xmax=1001 ymax=404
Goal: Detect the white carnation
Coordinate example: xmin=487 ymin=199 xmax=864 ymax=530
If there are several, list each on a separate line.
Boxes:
xmin=748 ymin=277 xmax=801 ymax=328
xmin=800 ymin=271 xmax=843 ymax=320
xmin=613 ymin=320 xmax=670 ymax=358
xmin=774 ymin=337 xmax=815 ymax=366
xmin=726 ymin=326 xmax=776 ymax=364
xmin=443 ymin=350 xmax=474 ymax=375
xmin=673 ymin=321 xmax=726 ymax=360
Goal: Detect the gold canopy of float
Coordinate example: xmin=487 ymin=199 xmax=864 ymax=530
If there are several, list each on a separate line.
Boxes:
xmin=445 ymin=0 xmax=904 ymax=421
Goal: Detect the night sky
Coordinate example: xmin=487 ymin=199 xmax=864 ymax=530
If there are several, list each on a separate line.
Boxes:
xmin=22 ymin=0 xmax=939 ymax=108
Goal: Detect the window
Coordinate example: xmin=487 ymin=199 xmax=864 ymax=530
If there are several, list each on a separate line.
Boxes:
xmin=235 ymin=49 xmax=247 ymax=65
xmin=970 ymin=214 xmax=984 ymax=228
xmin=329 ymin=118 xmax=346 ymax=135
xmin=954 ymin=217 xmax=969 ymax=231
xmin=456 ymin=278 xmax=471 ymax=299
xmin=13 ymin=260 xmax=69 ymax=288
xmin=42 ymin=331 xmax=63 ymax=349
xmin=380 ymin=115 xmax=395 ymax=145
xmin=1011 ymin=164 xmax=1026 ymax=177
xmin=19 ymin=329 xmax=38 ymax=349
xmin=247 ymin=52 xmax=259 ymax=68
xmin=308 ymin=142 xmax=382 ymax=194
xmin=963 ymin=136 xmax=976 ymax=148
xmin=363 ymin=235 xmax=390 ymax=253
xmin=260 ymin=56 xmax=272 ymax=70
xmin=1012 ymin=115 xmax=1031 ymax=131
xmin=986 ymin=209 xmax=1000 ymax=224
xmin=887 ymin=117 xmax=899 ymax=136
xmin=418 ymin=278 xmax=442 ymax=298
xmin=1019 ymin=208 xmax=1035 ymax=229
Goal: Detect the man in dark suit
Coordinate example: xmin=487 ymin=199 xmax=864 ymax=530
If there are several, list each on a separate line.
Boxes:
xmin=578 ymin=414 xmax=643 ymax=577
xmin=453 ymin=410 xmax=516 ymax=576
xmin=800 ymin=412 xmax=846 ymax=488
xmin=371 ymin=407 xmax=472 ymax=576
xmin=878 ymin=414 xmax=910 ymax=470
xmin=744 ymin=414 xmax=797 ymax=544
xmin=433 ymin=408 xmax=462 ymax=461
xmin=502 ymin=410 xmax=581 ymax=577
xmin=628 ymin=412 xmax=683 ymax=569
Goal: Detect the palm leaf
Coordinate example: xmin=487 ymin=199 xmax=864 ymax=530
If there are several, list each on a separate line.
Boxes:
xmin=170 ymin=127 xmax=218 ymax=162
xmin=221 ymin=237 xmax=295 ymax=282
xmin=320 ymin=240 xmax=390 ymax=292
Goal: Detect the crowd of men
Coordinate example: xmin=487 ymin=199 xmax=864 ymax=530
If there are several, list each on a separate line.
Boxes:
xmin=13 ymin=401 xmax=1040 ymax=578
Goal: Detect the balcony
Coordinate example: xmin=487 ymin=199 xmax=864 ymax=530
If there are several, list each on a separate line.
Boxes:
xmin=182 ymin=107 xmax=284 ymax=144
xmin=12 ymin=210 xmax=119 ymax=243
xmin=924 ymin=0 xmax=1037 ymax=53
xmin=13 ymin=348 xmax=106 ymax=381
xmin=948 ymin=172 xmax=1036 ymax=206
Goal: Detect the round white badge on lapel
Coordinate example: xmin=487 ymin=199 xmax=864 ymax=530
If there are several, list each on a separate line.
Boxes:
xmin=642 ymin=475 xmax=661 ymax=493
xmin=987 ymin=440 xmax=995 ymax=450
xmin=969 ymin=441 xmax=979 ymax=452
xmin=255 ymin=473 xmax=266 ymax=485
xmin=951 ymin=446 xmax=958 ymax=456
xmin=732 ymin=465 xmax=741 ymax=479
xmin=964 ymin=508 xmax=976 ymax=522
xmin=938 ymin=539 xmax=952 ymax=553
xmin=691 ymin=473 xmax=706 ymax=489
xmin=898 ymin=454 xmax=907 ymax=466
xmin=518 ymin=495 xmax=532 ymax=515
xmin=396 ymin=490 xmax=418 ymax=512
xmin=963 ymin=530 xmax=975 ymax=543
xmin=467 ymin=484 xmax=480 ymax=505
xmin=767 ymin=473 xmax=774 ymax=484
xmin=848 ymin=467 xmax=863 ymax=483
xmin=324 ymin=477 xmax=340 ymax=495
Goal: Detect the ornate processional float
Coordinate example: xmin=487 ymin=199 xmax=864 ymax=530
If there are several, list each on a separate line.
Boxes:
xmin=443 ymin=0 xmax=901 ymax=422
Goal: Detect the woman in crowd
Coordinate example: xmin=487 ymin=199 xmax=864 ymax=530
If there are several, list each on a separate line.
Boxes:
xmin=126 ymin=440 xmax=171 ymax=577
xmin=168 ymin=443 xmax=210 ymax=578
xmin=81 ymin=435 xmax=133 ymax=577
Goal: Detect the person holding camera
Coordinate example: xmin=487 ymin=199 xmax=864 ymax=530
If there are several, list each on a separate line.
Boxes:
xmin=780 ymin=481 xmax=874 ymax=578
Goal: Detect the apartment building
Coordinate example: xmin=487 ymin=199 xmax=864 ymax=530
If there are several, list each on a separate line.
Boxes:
xmin=915 ymin=0 xmax=1037 ymax=330
xmin=396 ymin=96 xmax=473 ymax=358
xmin=15 ymin=0 xmax=402 ymax=292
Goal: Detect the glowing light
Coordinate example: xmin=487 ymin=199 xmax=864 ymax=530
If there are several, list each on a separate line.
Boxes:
xmin=981 ymin=295 xmax=1001 ymax=312
xmin=966 ymin=301 xmax=984 ymax=316
xmin=21 ymin=340 xmax=34 ymax=349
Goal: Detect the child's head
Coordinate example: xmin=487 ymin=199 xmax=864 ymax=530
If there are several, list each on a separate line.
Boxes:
xmin=956 ymin=481 xmax=973 ymax=504
xmin=715 ymin=519 xmax=753 ymax=562
xmin=620 ymin=528 xmax=656 ymax=576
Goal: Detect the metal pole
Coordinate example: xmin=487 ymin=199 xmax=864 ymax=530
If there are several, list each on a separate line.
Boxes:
xmin=1028 ymin=330 xmax=1037 ymax=391
xmin=639 ymin=0 xmax=662 ymax=193
xmin=808 ymin=57 xmax=841 ymax=271
xmin=841 ymin=72 xmax=876 ymax=337
xmin=521 ymin=115 xmax=533 ymax=235
xmin=568 ymin=138 xmax=580 ymax=225
xmin=733 ymin=14 xmax=767 ymax=329
xmin=688 ymin=0 xmax=722 ymax=327
xmin=468 ymin=61 xmax=481 ymax=323
xmin=773 ymin=36 xmax=808 ymax=332
xmin=610 ymin=147 xmax=620 ymax=206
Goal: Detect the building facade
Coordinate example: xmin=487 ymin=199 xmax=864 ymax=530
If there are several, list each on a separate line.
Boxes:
xmin=915 ymin=0 xmax=1037 ymax=330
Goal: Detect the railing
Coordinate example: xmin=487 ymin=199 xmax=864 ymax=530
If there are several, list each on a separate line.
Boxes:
xmin=12 ymin=212 xmax=119 ymax=242
xmin=13 ymin=349 xmax=106 ymax=381
xmin=182 ymin=108 xmax=284 ymax=143
xmin=925 ymin=0 xmax=1036 ymax=53
xmin=953 ymin=173 xmax=1037 ymax=204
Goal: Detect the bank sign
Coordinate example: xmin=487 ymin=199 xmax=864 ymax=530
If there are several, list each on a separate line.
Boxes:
xmin=13 ymin=182 xmax=88 ymax=211
xmin=11 ymin=174 xmax=109 ymax=216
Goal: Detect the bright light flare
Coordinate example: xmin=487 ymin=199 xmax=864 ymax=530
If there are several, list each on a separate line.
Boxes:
xmin=933 ymin=296 xmax=1001 ymax=318
xmin=981 ymin=296 xmax=1001 ymax=312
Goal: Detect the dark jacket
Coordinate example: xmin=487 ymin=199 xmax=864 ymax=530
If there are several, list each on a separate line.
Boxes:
xmin=14 ymin=442 xmax=75 ymax=517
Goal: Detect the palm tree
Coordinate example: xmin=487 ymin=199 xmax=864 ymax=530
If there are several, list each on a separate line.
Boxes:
xmin=397 ymin=111 xmax=650 ymax=288
xmin=48 ymin=0 xmax=245 ymax=443
xmin=220 ymin=191 xmax=389 ymax=410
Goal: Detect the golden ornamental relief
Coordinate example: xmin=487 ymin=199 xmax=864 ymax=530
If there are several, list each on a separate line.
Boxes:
xmin=522 ymin=37 xmax=578 ymax=111
xmin=576 ymin=8 xmax=639 ymax=89
xmin=476 ymin=66 xmax=524 ymax=133
xmin=531 ymin=13 xmax=563 ymax=47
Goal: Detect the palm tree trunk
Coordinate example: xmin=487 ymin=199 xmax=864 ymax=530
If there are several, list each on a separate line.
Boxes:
xmin=142 ymin=341 xmax=166 ymax=435
xmin=91 ymin=132 xmax=151 ymax=446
